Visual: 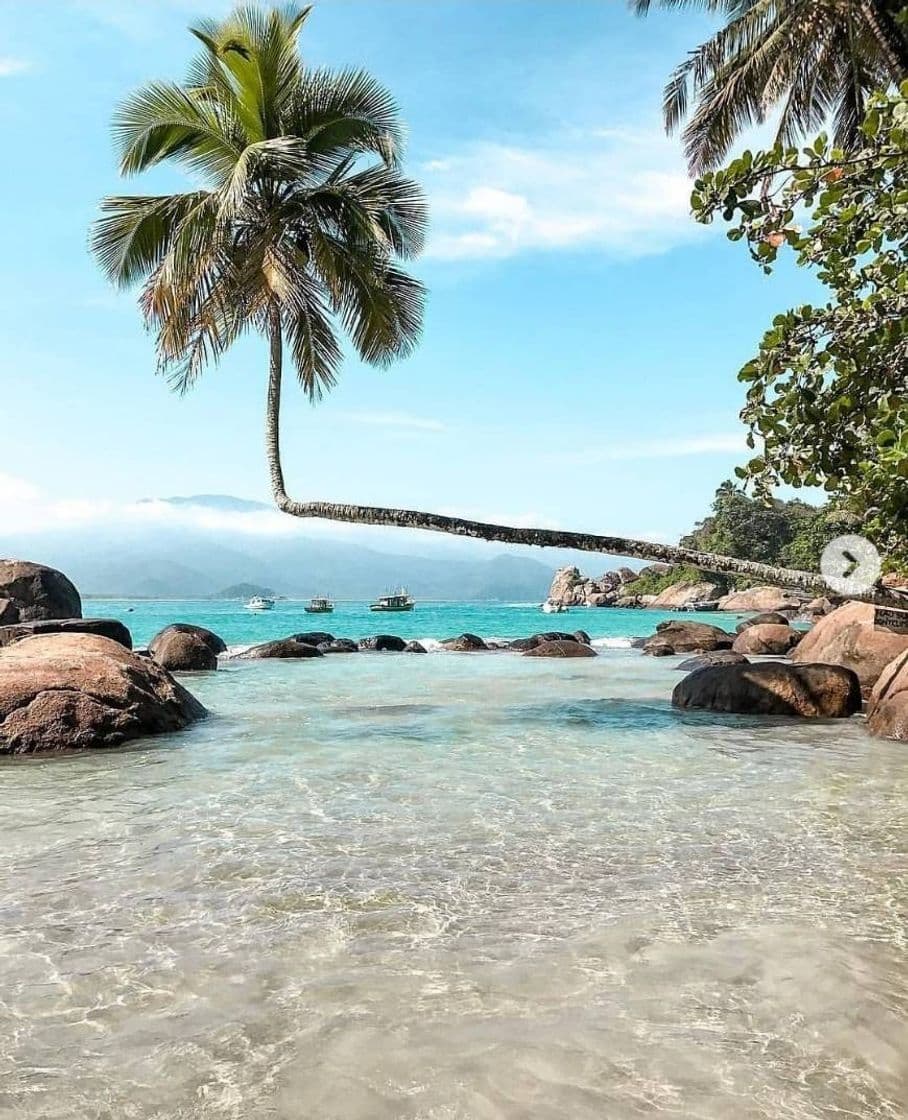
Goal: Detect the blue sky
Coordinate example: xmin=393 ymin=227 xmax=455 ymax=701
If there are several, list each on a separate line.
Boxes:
xmin=0 ymin=0 xmax=818 ymax=555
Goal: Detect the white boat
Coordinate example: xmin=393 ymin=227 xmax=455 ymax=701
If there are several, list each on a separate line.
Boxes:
xmin=370 ymin=588 xmax=415 ymax=612
xmin=244 ymin=596 xmax=275 ymax=611
xmin=542 ymin=600 xmax=567 ymax=614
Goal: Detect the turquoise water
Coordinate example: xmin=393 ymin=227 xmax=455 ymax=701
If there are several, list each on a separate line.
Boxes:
xmin=84 ymin=597 xmax=749 ymax=649
xmin=2 ymin=601 xmax=907 ymax=1118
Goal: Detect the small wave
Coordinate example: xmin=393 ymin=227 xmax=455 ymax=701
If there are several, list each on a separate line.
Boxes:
xmin=591 ymin=637 xmax=634 ymax=649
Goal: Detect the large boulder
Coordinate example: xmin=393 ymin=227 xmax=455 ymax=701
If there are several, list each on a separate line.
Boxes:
xmin=509 ymin=631 xmax=581 ymax=652
xmin=148 ymin=624 xmax=226 ymax=657
xmin=867 ymin=651 xmax=908 ymax=740
xmin=150 ymin=631 xmax=218 ymax=672
xmin=358 ymin=635 xmax=407 ymax=652
xmin=0 ymin=634 xmax=206 ymax=754
xmin=441 ymin=633 xmax=488 ymax=652
xmin=649 ymin=581 xmax=724 ymax=610
xmin=790 ymin=601 xmax=908 ymax=693
xmin=732 ymin=623 xmax=802 ymax=656
xmin=642 ymin=620 xmax=734 ymax=656
xmin=524 ymin=640 xmax=597 ymax=658
xmin=238 ymin=638 xmax=323 ymax=659
xmin=290 ymin=631 xmax=334 ymax=647
xmin=717 ymin=585 xmax=802 ymax=613
xmin=0 ymin=618 xmax=132 ymax=649
xmin=0 ymin=560 xmax=81 ymax=622
xmin=672 ymin=661 xmax=862 ymax=719
xmin=736 ymin=611 xmax=793 ymax=631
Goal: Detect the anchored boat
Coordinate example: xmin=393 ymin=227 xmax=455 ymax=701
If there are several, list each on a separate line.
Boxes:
xmin=369 ymin=589 xmax=415 ymax=612
xmin=304 ymin=596 xmax=335 ymax=614
xmin=244 ymin=595 xmax=275 ymax=611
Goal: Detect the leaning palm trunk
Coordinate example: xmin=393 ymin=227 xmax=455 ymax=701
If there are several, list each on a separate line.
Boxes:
xmin=264 ymin=321 xmax=903 ymax=607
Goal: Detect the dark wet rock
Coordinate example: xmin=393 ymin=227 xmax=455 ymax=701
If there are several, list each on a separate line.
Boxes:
xmin=441 ymin=633 xmax=488 ymax=652
xmin=0 ymin=560 xmax=81 ymax=622
xmin=573 ymin=629 xmax=591 ymax=645
xmin=0 ymin=617 xmax=132 ymax=649
xmin=642 ymin=621 xmax=734 ymax=656
xmin=510 ymin=631 xmax=581 ymax=651
xmin=238 ymin=638 xmax=324 ymax=659
xmin=290 ymin=631 xmax=334 ymax=647
xmin=524 ymin=640 xmax=597 ymax=658
xmin=0 ymin=598 xmax=19 ymax=624
xmin=404 ymin=640 xmax=428 ymax=654
xmin=150 ymin=630 xmax=218 ymax=671
xmin=149 ymin=624 xmax=226 ymax=657
xmin=672 ymin=661 xmax=862 ymax=718
xmin=0 ymin=633 xmax=206 ymax=754
xmin=358 ymin=635 xmax=407 ymax=652
xmin=732 ymin=623 xmax=802 ymax=656
xmin=791 ymin=601 xmax=908 ymax=694
xmin=736 ymin=611 xmax=795 ymax=632
xmin=867 ymin=651 xmax=908 ymax=740
xmin=676 ymin=651 xmax=750 ymax=672
xmin=317 ymin=638 xmax=359 ymax=654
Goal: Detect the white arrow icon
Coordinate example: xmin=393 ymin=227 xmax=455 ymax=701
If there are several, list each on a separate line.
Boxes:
xmin=821 ymin=534 xmax=881 ymax=596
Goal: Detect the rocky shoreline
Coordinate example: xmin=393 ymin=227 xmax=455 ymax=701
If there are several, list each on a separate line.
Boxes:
xmin=3 ymin=559 xmax=908 ymax=754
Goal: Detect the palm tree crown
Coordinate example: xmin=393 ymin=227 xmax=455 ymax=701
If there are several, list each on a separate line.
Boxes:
xmin=632 ymin=0 xmax=908 ymax=173
xmin=91 ymin=3 xmax=427 ymax=399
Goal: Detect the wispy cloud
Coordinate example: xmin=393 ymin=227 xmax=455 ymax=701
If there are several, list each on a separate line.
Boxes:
xmin=0 ymin=57 xmax=30 ymax=77
xmin=338 ymin=411 xmax=446 ymax=432
xmin=423 ymin=127 xmax=698 ymax=261
xmin=551 ymin=433 xmax=746 ymax=466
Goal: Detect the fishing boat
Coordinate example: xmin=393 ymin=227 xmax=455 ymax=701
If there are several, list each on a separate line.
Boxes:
xmin=369 ymin=589 xmax=415 ymax=612
xmin=304 ymin=596 xmax=335 ymax=614
xmin=244 ymin=595 xmax=275 ymax=611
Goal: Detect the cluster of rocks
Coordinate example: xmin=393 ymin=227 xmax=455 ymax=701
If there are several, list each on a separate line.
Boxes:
xmin=545 ymin=563 xmax=835 ymax=618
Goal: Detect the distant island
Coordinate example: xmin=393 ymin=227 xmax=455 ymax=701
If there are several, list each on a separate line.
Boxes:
xmin=210 ymin=582 xmax=278 ymax=600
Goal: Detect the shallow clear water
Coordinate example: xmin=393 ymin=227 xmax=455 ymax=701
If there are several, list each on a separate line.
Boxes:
xmin=2 ymin=604 xmax=907 ymax=1118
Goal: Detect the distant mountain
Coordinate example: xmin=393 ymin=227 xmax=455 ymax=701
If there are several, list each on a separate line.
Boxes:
xmin=8 ymin=495 xmax=557 ymax=601
xmin=213 ymin=582 xmax=277 ymax=600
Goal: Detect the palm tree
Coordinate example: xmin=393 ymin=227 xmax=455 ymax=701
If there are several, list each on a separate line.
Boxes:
xmin=632 ymin=1 xmax=908 ymax=173
xmin=92 ymin=2 xmax=899 ymax=602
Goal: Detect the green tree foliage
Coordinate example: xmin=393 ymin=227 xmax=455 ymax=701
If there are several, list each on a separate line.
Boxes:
xmin=681 ymin=482 xmax=860 ymax=571
xmin=632 ymin=1 xmax=908 ymax=172
xmin=691 ymin=85 xmax=908 ymax=560
xmin=91 ymin=4 xmax=426 ymax=399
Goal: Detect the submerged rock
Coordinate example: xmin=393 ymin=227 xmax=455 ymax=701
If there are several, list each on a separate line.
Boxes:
xmin=642 ymin=621 xmax=734 ymax=656
xmin=676 ymin=651 xmax=749 ymax=672
xmin=0 ymin=560 xmax=82 ymax=622
xmin=0 ymin=633 xmax=206 ymax=754
xmin=149 ymin=623 xmax=226 ymax=657
xmin=524 ymin=640 xmax=597 ymax=658
xmin=151 ymin=631 xmax=218 ymax=671
xmin=0 ymin=617 xmax=132 ymax=649
xmin=791 ymin=600 xmax=908 ymax=693
xmin=867 ymin=651 xmax=908 ymax=740
xmin=317 ymin=638 xmax=359 ymax=654
xmin=441 ymin=633 xmax=488 ymax=652
xmin=238 ymin=638 xmax=323 ymax=659
xmin=358 ymin=635 xmax=407 ymax=652
xmin=732 ymin=623 xmax=802 ymax=656
xmin=672 ymin=661 xmax=861 ymax=718
xmin=404 ymin=640 xmax=428 ymax=654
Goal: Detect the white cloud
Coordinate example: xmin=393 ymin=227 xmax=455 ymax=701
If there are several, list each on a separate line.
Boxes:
xmin=551 ymin=433 xmax=746 ymax=466
xmin=0 ymin=57 xmax=30 ymax=77
xmin=338 ymin=411 xmax=446 ymax=432
xmin=423 ymin=129 xmax=698 ymax=261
